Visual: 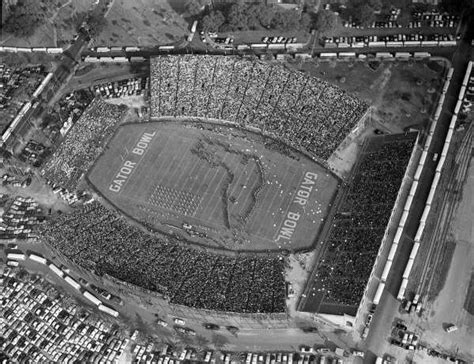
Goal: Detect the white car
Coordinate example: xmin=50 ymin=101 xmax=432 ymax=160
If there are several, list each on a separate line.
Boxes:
xmin=352 ymin=350 xmax=365 ymax=357
xmin=173 ymin=318 xmax=185 ymax=325
xmin=156 ymin=319 xmax=168 ymax=327
xmin=445 ymin=324 xmax=458 ymax=333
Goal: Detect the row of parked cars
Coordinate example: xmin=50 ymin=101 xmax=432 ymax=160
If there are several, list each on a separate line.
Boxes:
xmin=262 ymin=36 xmax=298 ymax=44
xmin=343 ymin=11 xmax=457 ymax=29
xmin=323 ymin=32 xmax=456 ymax=47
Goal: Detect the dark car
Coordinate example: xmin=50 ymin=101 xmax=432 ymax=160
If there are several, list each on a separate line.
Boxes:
xmin=390 ymin=338 xmax=403 ymax=347
xmin=203 ymin=323 xmax=220 ymax=330
xmin=226 ymin=326 xmax=239 ymax=334
xmin=301 ymin=327 xmax=318 ymax=333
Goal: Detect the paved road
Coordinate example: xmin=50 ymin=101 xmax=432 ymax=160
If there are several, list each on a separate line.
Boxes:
xmin=362 ymin=7 xmax=474 ymax=363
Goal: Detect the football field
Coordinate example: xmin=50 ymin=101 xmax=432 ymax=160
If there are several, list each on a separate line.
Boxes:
xmin=88 ymin=121 xmax=339 ymax=252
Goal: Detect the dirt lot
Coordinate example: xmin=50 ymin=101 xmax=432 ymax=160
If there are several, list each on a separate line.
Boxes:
xmin=94 ymin=0 xmax=189 ymax=46
xmin=291 ymin=58 xmax=445 ymax=133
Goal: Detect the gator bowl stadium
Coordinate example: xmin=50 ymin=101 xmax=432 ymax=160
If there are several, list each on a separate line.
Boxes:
xmin=38 ymin=55 xmax=416 ymax=330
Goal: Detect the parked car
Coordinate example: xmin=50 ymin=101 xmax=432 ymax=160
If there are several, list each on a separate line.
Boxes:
xmin=156 ymin=319 xmax=168 ymax=327
xmin=352 ymin=350 xmax=365 ymax=357
xmin=203 ymin=323 xmax=220 ymax=330
xmin=173 ymin=318 xmax=185 ymax=326
xmin=299 ymin=345 xmax=315 ymax=354
xmin=445 ymin=324 xmax=458 ymax=333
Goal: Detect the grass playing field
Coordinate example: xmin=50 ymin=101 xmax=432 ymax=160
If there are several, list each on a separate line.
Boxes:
xmin=88 ymin=120 xmax=339 ymax=252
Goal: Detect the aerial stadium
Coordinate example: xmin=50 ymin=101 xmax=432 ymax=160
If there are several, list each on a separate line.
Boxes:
xmin=39 ymin=54 xmax=417 ymax=328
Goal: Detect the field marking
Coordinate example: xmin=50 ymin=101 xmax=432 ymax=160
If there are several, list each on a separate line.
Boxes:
xmin=123 ymin=132 xmax=171 ymax=199
xmin=153 ymin=141 xmax=190 ymax=188
xmin=188 ymin=158 xmax=223 ymax=211
xmin=193 ymin=153 xmax=232 ymax=221
xmin=186 ymin=169 xmax=212 ymax=215
xmin=108 ymin=126 xmax=158 ymax=195
xmin=250 ymin=165 xmax=297 ymax=241
xmin=229 ymin=159 xmax=257 ymax=204
xmin=263 ymin=165 xmax=303 ymax=244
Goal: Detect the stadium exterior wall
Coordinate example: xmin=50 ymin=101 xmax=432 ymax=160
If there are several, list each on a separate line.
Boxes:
xmin=42 ymin=239 xmax=291 ymax=329
xmin=354 ymin=132 xmax=421 ymax=325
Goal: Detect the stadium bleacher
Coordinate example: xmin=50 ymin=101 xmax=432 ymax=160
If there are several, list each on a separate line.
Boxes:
xmin=150 ymin=55 xmax=368 ymax=161
xmin=39 ymin=202 xmax=286 ymax=314
xmin=301 ymin=133 xmax=417 ymax=313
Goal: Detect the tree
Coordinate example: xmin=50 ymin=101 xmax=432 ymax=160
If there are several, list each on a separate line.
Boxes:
xmin=314 ymin=10 xmax=339 ymax=33
xmin=299 ymin=12 xmax=313 ymax=31
xmin=440 ymin=0 xmax=472 ymax=16
xmin=2 ymin=1 xmax=45 ymax=37
xmin=200 ymin=10 xmax=225 ymax=32
xmin=184 ymin=0 xmax=207 ymax=17
xmin=358 ymin=4 xmax=376 ymax=27
xmin=227 ymin=3 xmax=250 ymax=30
xmin=368 ymin=0 xmax=382 ymax=12
xmin=397 ymin=11 xmax=411 ymax=27
xmin=271 ymin=9 xmax=300 ymax=30
xmin=343 ymin=0 xmax=376 ymax=26
xmin=87 ymin=12 xmax=108 ymax=37
xmin=255 ymin=4 xmax=275 ymax=28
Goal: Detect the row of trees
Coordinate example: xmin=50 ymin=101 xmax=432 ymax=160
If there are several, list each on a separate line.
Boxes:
xmin=198 ymin=2 xmax=312 ymax=33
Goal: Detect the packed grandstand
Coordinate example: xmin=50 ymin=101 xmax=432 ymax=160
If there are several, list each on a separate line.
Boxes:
xmin=39 ymin=202 xmax=286 ymax=313
xmin=300 ymin=133 xmax=417 ymax=314
xmin=150 ymin=55 xmax=368 ymax=161
xmin=33 ymin=55 xmax=419 ymax=317
xmin=42 ymin=100 xmax=128 ymax=191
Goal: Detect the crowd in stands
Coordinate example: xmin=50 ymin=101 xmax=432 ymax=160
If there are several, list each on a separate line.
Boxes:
xmin=41 ymin=100 xmax=127 ymax=191
xmin=39 ymin=202 xmax=286 ymax=314
xmin=314 ymin=134 xmax=417 ymax=306
xmin=150 ymin=55 xmax=367 ymax=161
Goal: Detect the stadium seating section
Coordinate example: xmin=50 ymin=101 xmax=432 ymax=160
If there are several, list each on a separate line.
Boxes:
xmin=42 ymin=100 xmax=127 ymax=191
xmin=150 ymin=55 xmax=368 ymax=161
xmin=39 ymin=202 xmax=286 ymax=314
xmin=314 ymin=134 xmax=417 ymax=306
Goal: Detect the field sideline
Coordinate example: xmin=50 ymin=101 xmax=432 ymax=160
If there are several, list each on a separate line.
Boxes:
xmin=88 ymin=121 xmax=339 ymax=252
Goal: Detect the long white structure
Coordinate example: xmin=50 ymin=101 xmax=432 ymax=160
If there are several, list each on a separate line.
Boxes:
xmin=48 ymin=263 xmax=64 ymax=277
xmin=7 ymin=253 xmax=26 ymax=261
xmin=373 ymin=282 xmax=385 ymax=305
xmin=98 ymin=304 xmax=119 ymax=317
xmin=83 ymin=291 xmax=102 ymax=306
xmin=29 ymin=254 xmax=47 ymax=265
xmin=64 ymin=276 xmax=81 ymax=290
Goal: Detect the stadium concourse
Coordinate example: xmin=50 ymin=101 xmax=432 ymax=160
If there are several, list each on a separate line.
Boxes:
xmin=37 ymin=53 xmax=416 ymax=321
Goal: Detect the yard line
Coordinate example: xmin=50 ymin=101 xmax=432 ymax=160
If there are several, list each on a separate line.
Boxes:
xmin=198 ymin=153 xmax=237 ymax=224
xmin=153 ymin=140 xmax=190 ymax=188
xmin=228 ymin=158 xmax=257 ymax=202
xmin=251 ymin=164 xmax=297 ymax=240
